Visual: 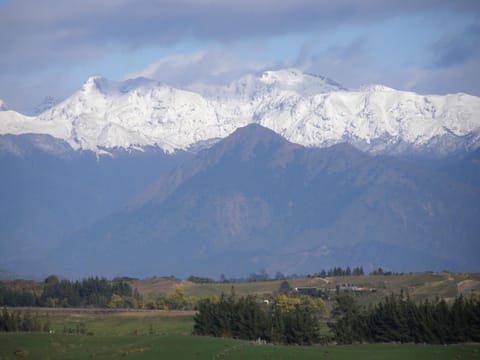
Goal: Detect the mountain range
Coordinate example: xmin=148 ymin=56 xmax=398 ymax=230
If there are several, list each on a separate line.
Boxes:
xmin=1 ymin=68 xmax=479 ymax=157
xmin=0 ymin=69 xmax=479 ymax=278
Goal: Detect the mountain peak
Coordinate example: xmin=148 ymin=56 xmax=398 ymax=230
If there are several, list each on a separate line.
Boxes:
xmin=359 ymin=84 xmax=396 ymax=92
xmin=81 ymin=76 xmax=109 ymax=93
xmin=260 ymin=68 xmax=346 ymax=91
xmin=226 ymin=123 xmax=295 ymax=147
xmin=81 ymin=76 xmax=161 ymax=96
xmin=260 ymin=68 xmax=305 ymax=83
xmin=200 ymin=124 xmax=302 ymax=168
xmin=119 ymin=77 xmax=159 ymax=93
xmin=257 ymin=68 xmax=346 ymax=94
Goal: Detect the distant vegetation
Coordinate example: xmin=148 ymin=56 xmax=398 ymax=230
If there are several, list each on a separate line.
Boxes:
xmin=218 ymin=266 xmax=366 ymax=283
xmin=329 ymin=293 xmax=480 ymax=344
xmin=0 ymin=276 xmax=139 ymax=308
xmin=312 ymin=266 xmax=365 ymax=278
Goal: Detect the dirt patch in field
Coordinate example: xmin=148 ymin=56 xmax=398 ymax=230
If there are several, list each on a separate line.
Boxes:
xmin=457 ymin=279 xmax=480 ymax=294
xmin=114 ymin=310 xmax=196 ymax=317
xmin=5 ymin=307 xmax=195 ymax=317
xmin=130 ymin=277 xmax=183 ymax=295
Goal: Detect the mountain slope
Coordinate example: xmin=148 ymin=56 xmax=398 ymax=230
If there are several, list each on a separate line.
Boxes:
xmin=1 ymin=69 xmax=479 ymax=156
xmin=0 ymin=134 xmax=190 ymax=274
xmin=52 ymin=124 xmax=480 ymax=278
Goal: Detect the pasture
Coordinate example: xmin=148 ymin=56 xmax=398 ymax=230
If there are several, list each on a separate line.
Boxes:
xmin=1 ymin=309 xmax=479 ymax=359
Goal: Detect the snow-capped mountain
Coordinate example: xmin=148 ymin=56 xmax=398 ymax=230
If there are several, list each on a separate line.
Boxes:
xmin=190 ymin=68 xmax=346 ymax=100
xmin=1 ymin=68 xmax=479 ymax=156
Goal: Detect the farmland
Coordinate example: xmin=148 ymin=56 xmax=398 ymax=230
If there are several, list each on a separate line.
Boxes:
xmin=131 ymin=271 xmax=480 ymax=305
xmin=0 ymin=310 xmax=479 ymax=359
xmin=1 ymin=272 xmax=479 ymax=359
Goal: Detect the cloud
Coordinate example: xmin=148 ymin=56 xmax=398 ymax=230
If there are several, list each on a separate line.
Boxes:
xmin=432 ymin=19 xmax=480 ymax=68
xmin=297 ymin=37 xmax=381 ymax=88
xmin=1 ymin=0 xmax=477 ymax=73
xmin=1 ymin=0 xmax=479 ymax=111
xmin=404 ymin=60 xmax=480 ymax=96
xmin=125 ymin=48 xmax=270 ymax=86
xmin=297 ymin=36 xmax=480 ymax=96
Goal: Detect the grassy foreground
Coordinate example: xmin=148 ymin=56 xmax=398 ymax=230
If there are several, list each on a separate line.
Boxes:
xmin=1 ymin=333 xmax=480 ymax=359
xmin=0 ymin=310 xmax=479 ymax=359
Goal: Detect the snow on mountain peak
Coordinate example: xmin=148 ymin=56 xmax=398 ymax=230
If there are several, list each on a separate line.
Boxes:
xmin=260 ymin=68 xmax=304 ymax=83
xmin=359 ymin=84 xmax=396 ymax=92
xmin=195 ymin=68 xmax=346 ymax=101
xmin=1 ymin=68 xmax=479 ymax=156
xmin=257 ymin=68 xmax=346 ymax=96
xmin=119 ymin=77 xmax=159 ymax=93
xmin=260 ymin=68 xmax=344 ymax=89
xmin=81 ymin=76 xmax=161 ymax=96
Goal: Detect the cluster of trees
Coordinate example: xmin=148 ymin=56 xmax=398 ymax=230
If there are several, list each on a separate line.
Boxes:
xmin=194 ymin=290 xmax=326 ymax=345
xmin=0 ymin=308 xmax=50 ymax=332
xmin=1 ymin=277 xmax=198 ymax=310
xmin=313 ymin=267 xmax=365 ymax=278
xmin=40 ymin=276 xmax=138 ymax=308
xmin=0 ymin=286 xmax=38 ymax=307
xmin=137 ymin=289 xmax=197 ymax=310
xmin=370 ymin=267 xmax=400 ymax=276
xmin=187 ymin=276 xmax=215 ymax=284
xmin=329 ymin=293 xmax=480 ymax=344
xmin=217 ymin=267 xmax=366 ymax=283
xmin=0 ymin=276 xmax=139 ymax=308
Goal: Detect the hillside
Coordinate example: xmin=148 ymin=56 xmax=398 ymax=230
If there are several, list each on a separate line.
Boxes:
xmin=51 ymin=124 xmax=480 ymax=278
xmin=2 ymin=271 xmax=478 ymax=306
xmin=130 ymin=272 xmax=480 ymax=306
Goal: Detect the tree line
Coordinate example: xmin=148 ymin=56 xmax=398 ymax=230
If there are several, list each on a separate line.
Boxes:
xmin=216 ymin=266 xmax=366 ymax=283
xmin=193 ymin=289 xmax=326 ymax=345
xmin=329 ymin=293 xmax=480 ymax=344
xmin=313 ymin=266 xmax=365 ymax=278
xmin=0 ymin=275 xmax=137 ymax=308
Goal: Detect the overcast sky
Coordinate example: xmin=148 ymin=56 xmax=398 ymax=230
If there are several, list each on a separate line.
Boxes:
xmin=1 ymin=0 xmax=479 ymax=113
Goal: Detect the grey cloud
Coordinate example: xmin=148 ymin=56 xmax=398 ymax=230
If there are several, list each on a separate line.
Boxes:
xmin=298 ymin=36 xmax=480 ymax=96
xmin=432 ymin=19 xmax=480 ymax=68
xmin=125 ymin=48 xmax=271 ymax=86
xmin=1 ymin=0 xmax=477 ymax=72
xmin=298 ymin=37 xmax=379 ymax=89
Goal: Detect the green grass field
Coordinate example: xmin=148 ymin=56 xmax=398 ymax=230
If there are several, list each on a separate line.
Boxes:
xmin=1 ymin=333 xmax=479 ymax=359
xmin=1 ymin=310 xmax=479 ymax=359
xmin=37 ymin=310 xmax=195 ymax=336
